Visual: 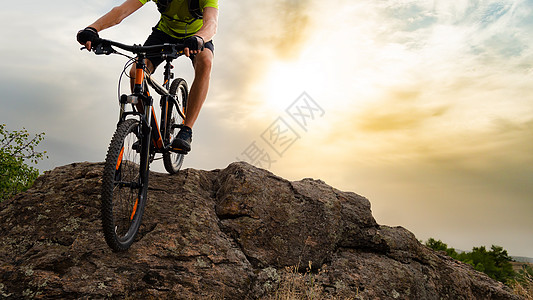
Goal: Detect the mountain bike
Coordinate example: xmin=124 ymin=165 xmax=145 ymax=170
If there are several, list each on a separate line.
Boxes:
xmin=84 ymin=38 xmax=188 ymax=251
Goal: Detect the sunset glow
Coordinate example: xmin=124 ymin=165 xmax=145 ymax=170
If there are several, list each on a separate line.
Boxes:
xmin=1 ymin=0 xmax=532 ymax=257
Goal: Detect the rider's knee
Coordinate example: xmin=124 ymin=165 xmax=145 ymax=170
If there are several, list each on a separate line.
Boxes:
xmin=195 ymin=53 xmax=213 ymax=73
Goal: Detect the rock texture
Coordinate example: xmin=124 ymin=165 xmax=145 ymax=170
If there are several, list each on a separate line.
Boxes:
xmin=0 ymin=162 xmax=520 ymax=299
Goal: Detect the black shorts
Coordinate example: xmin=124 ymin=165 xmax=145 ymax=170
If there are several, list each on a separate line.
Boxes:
xmin=143 ymin=28 xmax=215 ymax=68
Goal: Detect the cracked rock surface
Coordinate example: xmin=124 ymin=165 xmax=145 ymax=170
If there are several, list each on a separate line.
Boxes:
xmin=0 ymin=162 xmax=519 ymax=299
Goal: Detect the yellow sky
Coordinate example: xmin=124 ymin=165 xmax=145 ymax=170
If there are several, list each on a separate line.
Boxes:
xmin=203 ymin=0 xmax=533 ymax=256
xmin=1 ymin=0 xmax=532 ymax=256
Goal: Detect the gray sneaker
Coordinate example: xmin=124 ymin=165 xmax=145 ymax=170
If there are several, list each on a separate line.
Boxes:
xmin=171 ymin=126 xmax=192 ymax=154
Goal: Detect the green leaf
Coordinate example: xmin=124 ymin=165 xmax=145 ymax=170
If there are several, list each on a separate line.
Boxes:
xmin=0 ymin=124 xmax=47 ymax=202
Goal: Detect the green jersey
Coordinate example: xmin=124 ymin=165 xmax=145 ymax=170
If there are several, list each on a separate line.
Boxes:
xmin=138 ymin=0 xmax=218 ymax=38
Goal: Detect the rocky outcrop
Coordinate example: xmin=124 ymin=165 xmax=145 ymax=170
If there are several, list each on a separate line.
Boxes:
xmin=0 ymin=162 xmax=519 ymax=299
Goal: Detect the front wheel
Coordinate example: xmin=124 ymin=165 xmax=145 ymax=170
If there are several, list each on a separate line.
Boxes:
xmin=101 ymin=119 xmax=148 ymax=251
xmin=163 ymin=78 xmax=188 ymax=174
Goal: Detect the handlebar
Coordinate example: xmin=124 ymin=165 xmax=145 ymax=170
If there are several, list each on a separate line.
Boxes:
xmin=89 ymin=38 xmax=185 ymax=59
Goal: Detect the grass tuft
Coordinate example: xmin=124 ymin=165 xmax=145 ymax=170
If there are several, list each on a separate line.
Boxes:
xmin=266 ymin=261 xmax=355 ymax=300
xmin=510 ymin=265 xmax=533 ymax=299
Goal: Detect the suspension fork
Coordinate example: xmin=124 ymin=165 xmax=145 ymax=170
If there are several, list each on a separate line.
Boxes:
xmin=131 ymin=55 xmax=152 ymax=188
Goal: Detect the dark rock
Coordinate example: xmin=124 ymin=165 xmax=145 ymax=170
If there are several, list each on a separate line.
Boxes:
xmin=0 ymin=161 xmax=520 ymax=299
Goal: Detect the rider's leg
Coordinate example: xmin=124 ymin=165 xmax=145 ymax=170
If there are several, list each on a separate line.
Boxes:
xmin=184 ymin=49 xmax=213 ymax=128
xmin=170 ymin=49 xmax=213 ymax=153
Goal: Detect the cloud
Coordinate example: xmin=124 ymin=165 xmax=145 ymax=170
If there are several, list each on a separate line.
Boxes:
xmin=355 ymin=91 xmax=449 ymax=132
xmin=2 ymin=0 xmax=532 ymax=256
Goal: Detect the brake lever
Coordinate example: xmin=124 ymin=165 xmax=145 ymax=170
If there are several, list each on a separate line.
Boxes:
xmin=94 ymin=42 xmax=115 ymax=55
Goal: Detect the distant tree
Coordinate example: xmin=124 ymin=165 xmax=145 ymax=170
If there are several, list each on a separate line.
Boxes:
xmin=425 ymin=238 xmax=459 ymax=259
xmin=425 ymin=238 xmax=516 ymax=285
xmin=486 ymin=245 xmax=515 ymax=283
xmin=0 ymin=124 xmax=47 ymax=201
xmin=426 ymin=238 xmax=447 ymax=251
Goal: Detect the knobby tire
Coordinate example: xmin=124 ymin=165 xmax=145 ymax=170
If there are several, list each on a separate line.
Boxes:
xmin=163 ymin=78 xmax=188 ymax=174
xmin=101 ymin=119 xmax=148 ymax=251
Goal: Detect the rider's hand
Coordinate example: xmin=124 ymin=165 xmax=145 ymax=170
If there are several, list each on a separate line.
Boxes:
xmin=183 ymin=35 xmax=205 ymax=57
xmin=77 ymin=27 xmax=99 ymax=50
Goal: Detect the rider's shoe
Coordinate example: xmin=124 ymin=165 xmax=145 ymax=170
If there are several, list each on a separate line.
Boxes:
xmin=171 ymin=126 xmax=192 ymax=154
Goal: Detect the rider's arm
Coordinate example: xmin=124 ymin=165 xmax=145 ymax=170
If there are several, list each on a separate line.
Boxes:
xmin=194 ymin=7 xmax=218 ymax=42
xmin=88 ymin=0 xmax=144 ymax=32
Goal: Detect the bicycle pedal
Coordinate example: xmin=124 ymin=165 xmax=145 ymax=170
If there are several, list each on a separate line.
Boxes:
xmin=171 ymin=147 xmax=189 ymax=155
xmin=171 ymin=124 xmax=184 ymax=130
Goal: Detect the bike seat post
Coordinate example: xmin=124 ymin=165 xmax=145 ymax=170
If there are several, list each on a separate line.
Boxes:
xmin=163 ymin=60 xmax=174 ymax=90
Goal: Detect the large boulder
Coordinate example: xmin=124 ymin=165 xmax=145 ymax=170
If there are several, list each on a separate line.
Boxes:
xmin=0 ymin=162 xmax=519 ymax=299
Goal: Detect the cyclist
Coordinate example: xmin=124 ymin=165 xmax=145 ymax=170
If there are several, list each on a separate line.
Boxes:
xmin=77 ymin=0 xmax=219 ymax=154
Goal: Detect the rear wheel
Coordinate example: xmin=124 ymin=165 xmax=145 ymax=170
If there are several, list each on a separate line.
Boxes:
xmin=101 ymin=119 xmax=147 ymax=251
xmin=163 ymin=78 xmax=188 ymax=174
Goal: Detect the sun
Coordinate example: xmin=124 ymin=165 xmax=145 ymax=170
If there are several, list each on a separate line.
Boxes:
xmin=259 ymin=55 xmax=330 ymax=111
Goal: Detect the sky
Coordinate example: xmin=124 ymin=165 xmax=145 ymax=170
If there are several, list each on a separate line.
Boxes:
xmin=1 ymin=0 xmax=532 ymax=257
